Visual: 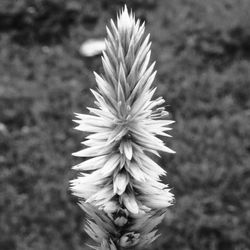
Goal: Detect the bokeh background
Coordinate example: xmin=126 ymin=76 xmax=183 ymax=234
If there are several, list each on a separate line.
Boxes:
xmin=1 ymin=0 xmax=250 ymax=249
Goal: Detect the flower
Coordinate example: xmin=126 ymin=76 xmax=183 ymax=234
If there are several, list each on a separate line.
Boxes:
xmin=70 ymin=5 xmax=175 ymax=250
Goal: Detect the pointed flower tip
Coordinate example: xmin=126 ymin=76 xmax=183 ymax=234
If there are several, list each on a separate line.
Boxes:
xmin=166 ymin=148 xmax=176 ymax=154
xmin=71 ymin=164 xmax=78 ymax=170
xmin=74 ymin=112 xmax=81 ymax=117
xmin=72 ymin=151 xmax=84 ymax=157
xmin=72 ymin=119 xmax=78 ymax=123
xmin=117 ymin=4 xmax=134 ymax=30
xmin=120 ymin=4 xmax=129 ymax=17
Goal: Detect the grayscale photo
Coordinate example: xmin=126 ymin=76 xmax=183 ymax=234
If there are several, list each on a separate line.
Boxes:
xmin=1 ymin=0 xmax=249 ymax=250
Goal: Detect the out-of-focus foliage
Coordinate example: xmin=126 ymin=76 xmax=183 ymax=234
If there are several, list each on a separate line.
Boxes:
xmin=0 ymin=0 xmax=249 ymax=249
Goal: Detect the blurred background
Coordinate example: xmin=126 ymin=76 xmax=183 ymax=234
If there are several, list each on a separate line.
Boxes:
xmin=1 ymin=0 xmax=250 ymax=249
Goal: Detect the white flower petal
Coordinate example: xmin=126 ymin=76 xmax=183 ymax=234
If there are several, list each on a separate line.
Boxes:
xmin=119 ymin=140 xmax=133 ymax=160
xmin=86 ymin=185 xmax=114 ymax=204
xmin=72 ymin=155 xmax=107 ymax=171
xmin=113 ymin=172 xmax=129 ymax=195
xmin=122 ymin=193 xmax=139 ymax=214
xmin=99 ymin=154 xmax=121 ymax=177
xmin=72 ymin=144 xmax=114 ymax=157
xmin=94 ymin=72 xmax=116 ymax=101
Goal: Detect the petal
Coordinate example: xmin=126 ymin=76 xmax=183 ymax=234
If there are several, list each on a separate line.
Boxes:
xmin=122 ymin=193 xmax=139 ymax=214
xmin=99 ymin=154 xmax=121 ymax=177
xmin=125 ymin=161 xmax=146 ymax=182
xmin=119 ymin=140 xmax=133 ymax=160
xmin=72 ymin=155 xmax=107 ymax=171
xmin=113 ymin=172 xmax=129 ymax=195
xmin=72 ymin=144 xmax=113 ymax=157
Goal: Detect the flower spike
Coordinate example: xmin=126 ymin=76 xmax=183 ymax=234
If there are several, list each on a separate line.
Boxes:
xmin=71 ymin=5 xmax=175 ymax=249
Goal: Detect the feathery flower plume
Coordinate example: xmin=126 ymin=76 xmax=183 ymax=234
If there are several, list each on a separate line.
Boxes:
xmin=70 ymin=5 xmax=175 ymax=250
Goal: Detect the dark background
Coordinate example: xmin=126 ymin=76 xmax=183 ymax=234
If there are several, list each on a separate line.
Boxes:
xmin=1 ymin=0 xmax=250 ymax=249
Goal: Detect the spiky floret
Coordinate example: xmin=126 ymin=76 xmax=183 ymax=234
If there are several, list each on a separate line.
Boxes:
xmin=70 ymin=6 xmax=175 ymax=250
